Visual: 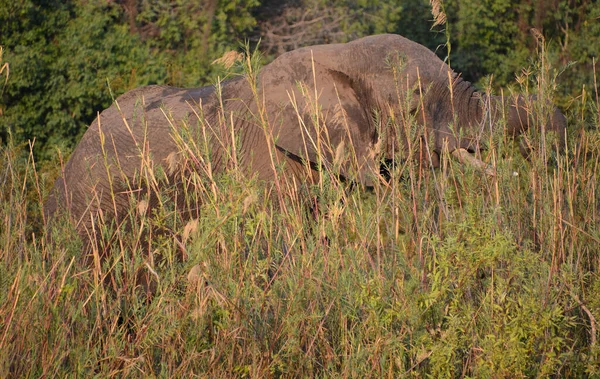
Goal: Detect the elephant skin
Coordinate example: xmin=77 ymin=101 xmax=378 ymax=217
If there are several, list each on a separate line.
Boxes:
xmin=44 ymin=34 xmax=567 ymax=242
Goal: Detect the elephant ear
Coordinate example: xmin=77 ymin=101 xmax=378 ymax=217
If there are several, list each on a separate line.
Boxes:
xmin=420 ymin=77 xmax=485 ymax=155
xmin=266 ymin=66 xmax=379 ymax=186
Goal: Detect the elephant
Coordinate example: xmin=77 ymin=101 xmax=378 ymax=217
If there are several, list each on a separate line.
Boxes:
xmin=44 ymin=34 xmax=567 ymax=243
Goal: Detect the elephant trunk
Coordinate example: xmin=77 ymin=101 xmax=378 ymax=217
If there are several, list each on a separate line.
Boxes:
xmin=503 ymin=95 xmax=567 ymax=155
xmin=451 ymin=148 xmax=497 ymax=176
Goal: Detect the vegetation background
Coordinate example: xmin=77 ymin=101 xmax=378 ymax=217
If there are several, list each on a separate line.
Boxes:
xmin=1 ymin=0 xmax=600 ymax=377
xmin=1 ymin=0 xmax=598 ymax=160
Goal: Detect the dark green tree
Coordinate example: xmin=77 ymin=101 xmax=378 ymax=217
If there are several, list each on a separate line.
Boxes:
xmin=133 ymin=0 xmax=260 ymax=87
xmin=0 ymin=0 xmax=260 ymax=159
xmin=443 ymin=0 xmax=600 ymax=104
xmin=0 ymin=1 xmax=163 ymax=158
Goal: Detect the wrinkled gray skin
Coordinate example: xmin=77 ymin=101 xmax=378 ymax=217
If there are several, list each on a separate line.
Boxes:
xmin=45 ymin=34 xmax=567 ymax=241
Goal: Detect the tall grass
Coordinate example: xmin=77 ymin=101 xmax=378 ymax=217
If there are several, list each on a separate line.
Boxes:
xmin=1 ymin=43 xmax=600 ymax=378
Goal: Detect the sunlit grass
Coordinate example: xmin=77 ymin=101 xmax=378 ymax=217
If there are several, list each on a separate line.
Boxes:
xmin=1 ymin=45 xmax=600 ymax=378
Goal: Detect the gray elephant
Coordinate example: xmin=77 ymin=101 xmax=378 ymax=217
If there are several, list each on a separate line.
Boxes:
xmin=44 ymin=34 xmax=567 ymax=242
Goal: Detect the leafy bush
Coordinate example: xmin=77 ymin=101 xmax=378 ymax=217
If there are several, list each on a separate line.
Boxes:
xmin=0 ymin=0 xmax=259 ymax=159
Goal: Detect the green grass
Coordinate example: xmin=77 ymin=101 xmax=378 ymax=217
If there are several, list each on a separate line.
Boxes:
xmin=1 ymin=50 xmax=600 ymax=378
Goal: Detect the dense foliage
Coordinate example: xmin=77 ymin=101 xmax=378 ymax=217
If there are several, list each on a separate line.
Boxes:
xmin=445 ymin=0 xmax=600 ymax=103
xmin=0 ymin=0 xmax=259 ymax=158
xmin=1 ymin=0 xmax=599 ymax=158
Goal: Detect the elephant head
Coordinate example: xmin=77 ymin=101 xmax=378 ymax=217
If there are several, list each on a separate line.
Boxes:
xmin=413 ymin=80 xmax=567 ymax=171
xmin=45 ymin=34 xmax=567 ymax=242
xmin=253 ymin=34 xmax=566 ymax=183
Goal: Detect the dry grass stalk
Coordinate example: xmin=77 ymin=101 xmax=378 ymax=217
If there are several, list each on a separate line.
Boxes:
xmin=531 ymin=28 xmax=545 ymax=45
xmin=430 ymin=0 xmax=447 ymax=27
xmin=212 ymin=50 xmax=243 ymax=69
